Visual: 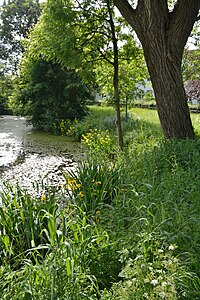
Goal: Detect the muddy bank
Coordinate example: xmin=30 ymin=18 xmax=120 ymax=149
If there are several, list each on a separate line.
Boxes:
xmin=0 ymin=153 xmax=77 ymax=195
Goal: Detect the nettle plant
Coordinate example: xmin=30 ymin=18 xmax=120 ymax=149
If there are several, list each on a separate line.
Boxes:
xmin=102 ymin=232 xmax=198 ymax=300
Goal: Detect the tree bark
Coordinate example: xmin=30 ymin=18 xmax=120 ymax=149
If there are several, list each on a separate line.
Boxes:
xmin=114 ymin=0 xmax=200 ymax=139
xmin=144 ymin=45 xmax=194 ymax=139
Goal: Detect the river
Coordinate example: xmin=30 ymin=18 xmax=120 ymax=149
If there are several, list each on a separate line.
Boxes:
xmin=0 ymin=115 xmax=81 ymax=194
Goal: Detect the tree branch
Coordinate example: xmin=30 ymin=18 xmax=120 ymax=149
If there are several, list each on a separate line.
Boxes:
xmin=97 ymin=47 xmax=114 ymax=66
xmin=169 ymin=0 xmax=200 ymax=54
xmin=113 ymin=0 xmax=137 ymax=29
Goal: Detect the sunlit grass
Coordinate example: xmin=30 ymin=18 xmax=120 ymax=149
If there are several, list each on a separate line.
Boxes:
xmin=191 ymin=113 xmax=200 ymax=134
xmin=130 ymin=107 xmax=160 ymax=124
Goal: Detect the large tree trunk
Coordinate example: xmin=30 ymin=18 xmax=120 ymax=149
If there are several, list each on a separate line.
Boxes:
xmin=142 ymin=39 xmax=194 ymax=139
xmin=113 ymin=0 xmax=200 ymax=139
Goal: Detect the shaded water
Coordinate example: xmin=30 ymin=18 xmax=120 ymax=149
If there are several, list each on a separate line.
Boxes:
xmin=0 ymin=116 xmax=81 ymax=193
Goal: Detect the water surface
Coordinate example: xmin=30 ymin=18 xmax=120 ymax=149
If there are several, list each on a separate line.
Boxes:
xmin=0 ymin=116 xmax=81 ymax=193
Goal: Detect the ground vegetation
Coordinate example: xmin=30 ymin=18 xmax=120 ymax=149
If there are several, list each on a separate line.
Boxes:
xmin=0 ymin=107 xmax=200 ymax=299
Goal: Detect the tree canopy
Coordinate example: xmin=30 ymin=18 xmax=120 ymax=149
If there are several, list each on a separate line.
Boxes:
xmin=23 ymin=0 xmax=148 ymax=145
xmin=0 ymin=0 xmax=41 ymax=74
xmin=10 ymin=57 xmax=93 ymax=131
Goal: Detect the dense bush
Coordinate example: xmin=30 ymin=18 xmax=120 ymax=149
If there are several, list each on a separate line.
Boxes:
xmin=9 ymin=59 xmax=94 ymax=131
xmin=0 ymin=75 xmax=13 ymax=114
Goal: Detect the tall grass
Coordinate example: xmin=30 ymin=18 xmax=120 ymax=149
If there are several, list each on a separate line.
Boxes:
xmin=0 ymin=106 xmax=200 ymax=299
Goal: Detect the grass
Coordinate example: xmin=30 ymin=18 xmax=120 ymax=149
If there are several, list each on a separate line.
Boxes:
xmin=0 ymin=106 xmax=200 ymax=299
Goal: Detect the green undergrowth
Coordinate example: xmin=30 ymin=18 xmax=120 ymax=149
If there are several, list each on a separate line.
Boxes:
xmin=0 ymin=107 xmax=200 ymax=299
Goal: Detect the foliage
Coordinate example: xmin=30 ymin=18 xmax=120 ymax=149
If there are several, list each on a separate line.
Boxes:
xmin=0 ymin=183 xmax=59 ymax=266
xmin=25 ymin=0 xmax=81 ymax=69
xmin=65 ymin=106 xmax=117 ymax=141
xmin=23 ymin=0 xmax=149 ymax=147
xmin=102 ymin=233 xmax=198 ymax=300
xmin=81 ymin=129 xmax=115 ymax=160
xmin=64 ymin=128 xmax=121 ymax=213
xmin=53 ymin=118 xmax=78 ymax=136
xmin=0 ymin=206 xmax=113 ymax=299
xmin=26 ymin=0 xmax=146 ymax=87
xmin=65 ymin=159 xmax=122 ymax=213
xmin=0 ymin=74 xmax=13 ymax=114
xmin=1 ymin=107 xmax=200 ymax=298
xmin=0 ymin=0 xmax=41 ymax=74
xmin=0 ymin=261 xmax=99 ymax=300
xmin=10 ymin=58 xmax=93 ymax=131
xmin=182 ymin=48 xmax=200 ymax=81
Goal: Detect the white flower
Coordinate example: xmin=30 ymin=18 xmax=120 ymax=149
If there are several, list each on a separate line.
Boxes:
xmin=168 ymin=245 xmax=175 ymax=251
xmin=159 ymin=292 xmax=166 ymax=298
xmin=162 ymin=281 xmax=167 ymax=287
xmin=158 ymin=249 xmax=164 ymax=254
xmin=151 ymin=279 xmax=158 ymax=286
xmin=158 ymin=276 xmax=163 ymax=281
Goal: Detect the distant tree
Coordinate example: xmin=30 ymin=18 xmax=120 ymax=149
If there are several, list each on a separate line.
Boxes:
xmin=96 ymin=36 xmax=148 ymax=110
xmin=26 ymin=0 xmax=147 ymax=148
xmin=0 ymin=73 xmax=13 ymax=114
xmin=0 ymin=0 xmax=41 ymax=74
xmin=10 ymin=58 xmax=93 ymax=131
xmin=182 ymin=49 xmax=200 ymax=81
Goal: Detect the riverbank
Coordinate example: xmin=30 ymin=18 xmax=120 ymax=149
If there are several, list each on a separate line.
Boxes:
xmin=0 ymin=115 xmax=82 ymax=194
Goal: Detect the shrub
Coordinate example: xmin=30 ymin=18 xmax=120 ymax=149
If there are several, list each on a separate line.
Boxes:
xmin=81 ymin=129 xmax=116 ymax=160
xmin=66 ymin=106 xmax=117 ymax=141
xmin=10 ymin=59 xmax=93 ymax=131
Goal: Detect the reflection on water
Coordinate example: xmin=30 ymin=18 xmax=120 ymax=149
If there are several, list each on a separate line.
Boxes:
xmin=0 ymin=116 xmax=31 ymax=167
xmin=0 ymin=116 xmax=81 ymax=193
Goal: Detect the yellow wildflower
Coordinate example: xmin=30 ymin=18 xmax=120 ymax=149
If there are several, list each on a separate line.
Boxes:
xmin=41 ymin=194 xmax=46 ymax=201
xmin=67 ymin=178 xmax=77 ymax=185
xmin=76 ymin=183 xmax=82 ymax=189
xmin=78 ymin=191 xmax=84 ymax=198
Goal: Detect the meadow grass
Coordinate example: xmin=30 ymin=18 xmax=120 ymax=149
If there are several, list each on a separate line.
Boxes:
xmin=0 ymin=106 xmax=200 ymax=299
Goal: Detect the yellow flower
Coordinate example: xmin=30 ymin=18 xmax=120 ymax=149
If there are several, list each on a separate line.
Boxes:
xmin=95 ymin=181 xmax=102 ymax=186
xmin=78 ymin=191 xmax=84 ymax=198
xmin=67 ymin=178 xmax=77 ymax=185
xmin=41 ymin=194 xmax=46 ymax=201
